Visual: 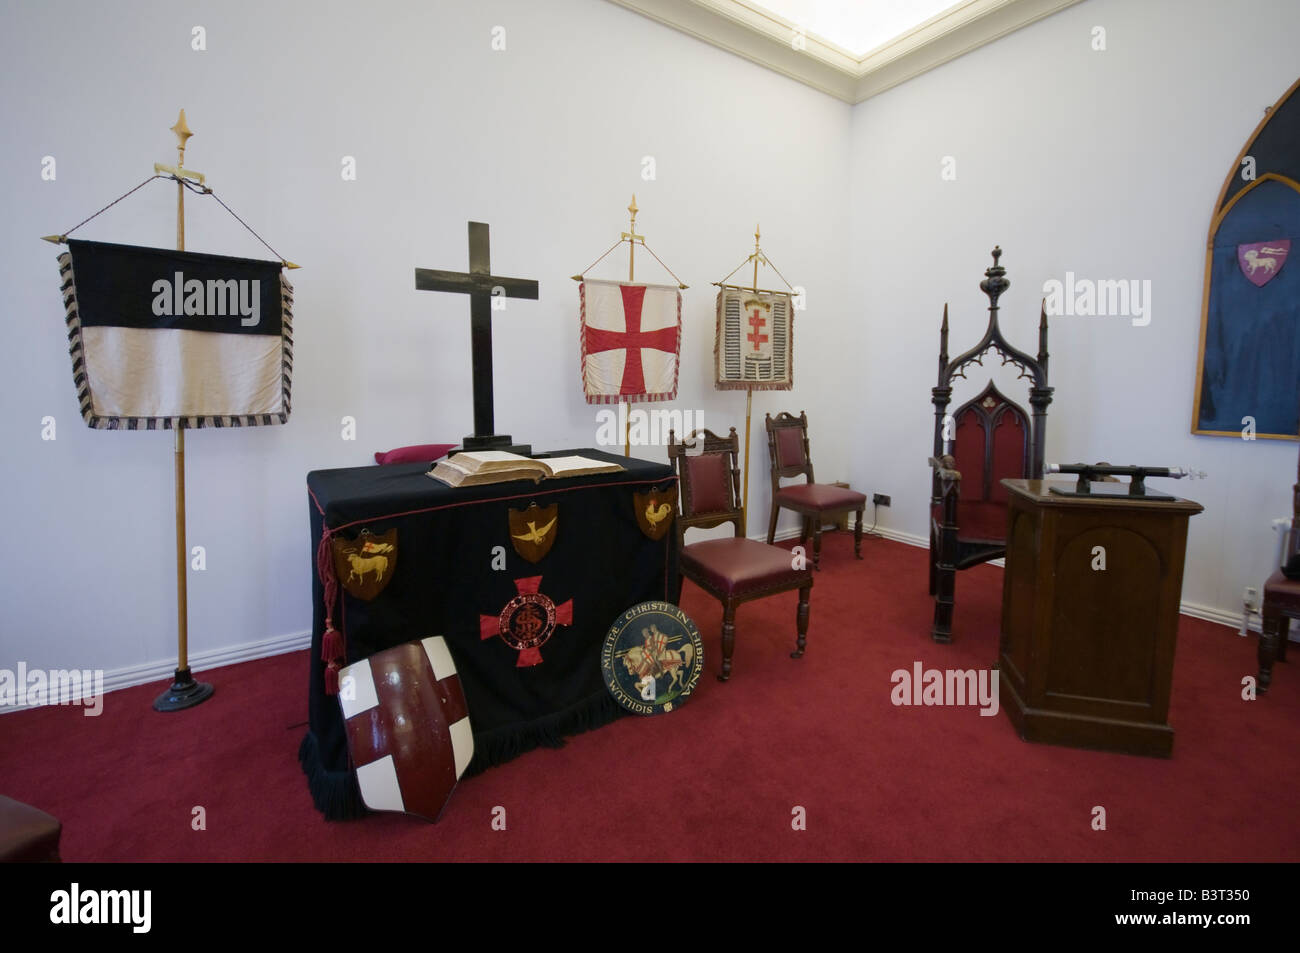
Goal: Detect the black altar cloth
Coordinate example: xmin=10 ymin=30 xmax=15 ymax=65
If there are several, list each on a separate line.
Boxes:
xmin=300 ymin=449 xmax=678 ymax=819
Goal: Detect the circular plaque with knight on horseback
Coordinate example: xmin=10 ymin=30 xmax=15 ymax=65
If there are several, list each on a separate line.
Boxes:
xmin=601 ymin=601 xmax=704 ymax=715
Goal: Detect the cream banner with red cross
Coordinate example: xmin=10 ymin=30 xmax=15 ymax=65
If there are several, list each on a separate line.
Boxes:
xmin=580 ymin=279 xmax=682 ymax=404
xmin=715 ymin=287 xmax=793 ymax=390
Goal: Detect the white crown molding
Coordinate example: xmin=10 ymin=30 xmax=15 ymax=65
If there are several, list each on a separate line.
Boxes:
xmin=605 ymin=0 xmax=860 ymax=101
xmin=604 ymin=0 xmax=1088 ymax=104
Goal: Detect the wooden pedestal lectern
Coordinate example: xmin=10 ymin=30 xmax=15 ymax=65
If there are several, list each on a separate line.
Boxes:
xmin=998 ymin=479 xmax=1203 ymax=757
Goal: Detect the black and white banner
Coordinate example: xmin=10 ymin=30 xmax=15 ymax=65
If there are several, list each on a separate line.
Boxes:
xmin=58 ymin=239 xmax=293 ymax=429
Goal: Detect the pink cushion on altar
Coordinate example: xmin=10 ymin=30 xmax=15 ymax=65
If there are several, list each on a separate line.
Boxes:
xmin=374 ymin=444 xmax=457 ymax=465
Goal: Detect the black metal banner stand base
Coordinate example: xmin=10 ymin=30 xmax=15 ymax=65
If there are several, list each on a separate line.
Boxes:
xmin=153 ymin=667 xmax=215 ymax=712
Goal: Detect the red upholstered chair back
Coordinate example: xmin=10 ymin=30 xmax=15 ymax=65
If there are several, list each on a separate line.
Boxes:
xmin=668 ymin=427 xmax=744 ymax=543
xmin=765 ymin=411 xmax=814 ymax=490
xmin=948 ymin=383 xmax=1031 ymax=504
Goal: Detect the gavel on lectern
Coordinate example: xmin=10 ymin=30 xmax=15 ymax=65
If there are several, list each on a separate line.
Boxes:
xmin=1045 ymin=462 xmax=1206 ymax=496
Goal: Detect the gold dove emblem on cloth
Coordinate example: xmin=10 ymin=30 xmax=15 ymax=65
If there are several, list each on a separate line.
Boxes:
xmin=508 ymin=503 xmax=559 ymax=563
xmin=512 ymin=517 xmax=557 ymax=545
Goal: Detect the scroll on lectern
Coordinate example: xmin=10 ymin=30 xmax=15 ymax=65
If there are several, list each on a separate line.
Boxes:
xmin=997 ymin=475 xmax=1203 ymax=757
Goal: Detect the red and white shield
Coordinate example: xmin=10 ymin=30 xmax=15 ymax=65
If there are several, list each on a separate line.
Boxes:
xmin=1237 ymin=239 xmax=1290 ymax=287
xmin=338 ymin=635 xmax=474 ymax=823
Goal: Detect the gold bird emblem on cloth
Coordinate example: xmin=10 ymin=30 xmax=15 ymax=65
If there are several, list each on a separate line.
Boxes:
xmin=644 ymin=501 xmax=672 ymax=526
xmin=512 ymin=517 xmax=557 ymax=545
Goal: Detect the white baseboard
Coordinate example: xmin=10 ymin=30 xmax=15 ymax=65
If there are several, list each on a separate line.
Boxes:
xmin=763 ymin=524 xmax=1282 ymax=636
xmin=4 ymin=530 xmax=1284 ymax=716
xmin=0 ymin=628 xmax=311 ymax=715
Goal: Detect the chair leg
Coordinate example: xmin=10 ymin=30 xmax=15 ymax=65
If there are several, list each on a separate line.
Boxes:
xmin=854 ymin=508 xmax=864 ymax=559
xmin=932 ymin=561 xmax=954 ymax=644
xmin=928 ymin=528 xmax=937 ymax=595
xmin=812 ymin=521 xmax=823 ymax=571
xmin=1259 ymin=607 xmax=1281 ymax=693
xmin=767 ymin=504 xmax=779 ymax=545
xmin=718 ymin=602 xmax=737 ymax=682
xmin=792 ymin=584 xmax=811 ymax=658
xmin=932 ymin=517 xmax=957 ymax=642
xmin=1279 ymin=616 xmax=1290 ymax=663
xmin=799 ymin=517 xmax=810 ymax=546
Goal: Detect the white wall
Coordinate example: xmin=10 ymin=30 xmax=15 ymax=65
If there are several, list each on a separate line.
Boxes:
xmin=849 ymin=0 xmax=1300 ymax=625
xmin=0 ymin=0 xmax=853 ymax=678
xmin=4 ymin=0 xmax=1293 ymax=684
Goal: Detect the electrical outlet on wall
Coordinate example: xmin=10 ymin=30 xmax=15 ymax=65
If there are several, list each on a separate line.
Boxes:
xmin=873 ymin=493 xmax=890 ymax=507
xmin=1241 ymin=586 xmax=1262 ymax=637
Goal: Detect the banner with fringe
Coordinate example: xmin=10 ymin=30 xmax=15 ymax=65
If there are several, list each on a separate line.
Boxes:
xmin=580 ymin=279 xmax=681 ymax=404
xmin=59 ymin=239 xmax=292 ymax=429
xmin=715 ymin=287 xmax=793 ymax=391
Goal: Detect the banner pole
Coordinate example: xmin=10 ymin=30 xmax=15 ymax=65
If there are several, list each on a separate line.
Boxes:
xmin=154 ymin=109 xmax=214 ymax=712
xmin=739 ymin=226 xmax=762 ymax=536
xmin=624 ymin=196 xmax=637 ymax=458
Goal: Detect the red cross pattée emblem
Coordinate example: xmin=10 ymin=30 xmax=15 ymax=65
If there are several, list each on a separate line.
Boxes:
xmin=480 ymin=575 xmax=573 ymax=667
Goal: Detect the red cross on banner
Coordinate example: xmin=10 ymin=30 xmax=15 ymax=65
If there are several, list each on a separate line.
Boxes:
xmin=580 ymin=279 xmax=682 ymax=404
xmin=747 ymin=308 xmax=768 ymax=352
xmin=715 ymin=287 xmax=794 ymax=391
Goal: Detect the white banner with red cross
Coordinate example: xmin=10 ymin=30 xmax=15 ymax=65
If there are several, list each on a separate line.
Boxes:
xmin=580 ymin=279 xmax=682 ymax=404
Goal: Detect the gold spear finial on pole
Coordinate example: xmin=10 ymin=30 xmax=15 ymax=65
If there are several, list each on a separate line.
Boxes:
xmin=171 ymin=109 xmax=193 ymax=168
xmin=622 ymin=193 xmax=643 ymax=283
xmin=155 ymin=110 xmax=204 ymax=186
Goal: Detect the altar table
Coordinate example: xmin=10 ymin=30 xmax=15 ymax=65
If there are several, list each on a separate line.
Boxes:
xmin=300 ymin=449 xmax=678 ymax=819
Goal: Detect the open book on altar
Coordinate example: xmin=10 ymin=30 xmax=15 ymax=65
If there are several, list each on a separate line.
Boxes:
xmin=428 ymin=450 xmax=625 ymax=487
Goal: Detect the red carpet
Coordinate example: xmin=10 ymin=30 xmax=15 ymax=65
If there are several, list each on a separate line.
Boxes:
xmin=3 ymin=533 xmax=1297 ymax=861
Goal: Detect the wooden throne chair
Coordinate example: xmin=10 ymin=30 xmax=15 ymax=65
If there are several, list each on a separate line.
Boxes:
xmin=668 ymin=427 xmax=813 ymax=681
xmin=765 ymin=411 xmax=866 ymax=570
xmin=1259 ymin=435 xmax=1300 ymax=691
xmin=929 ymin=247 xmax=1053 ymax=642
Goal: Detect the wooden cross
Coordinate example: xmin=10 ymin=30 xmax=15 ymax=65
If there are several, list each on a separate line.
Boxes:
xmin=415 ymin=222 xmax=539 ymax=453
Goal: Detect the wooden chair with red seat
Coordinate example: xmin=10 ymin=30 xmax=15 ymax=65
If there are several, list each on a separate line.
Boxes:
xmin=1259 ymin=439 xmax=1300 ymax=692
xmin=668 ymin=426 xmax=813 ymax=681
xmin=764 ymin=411 xmax=866 ymax=570
xmin=929 ymin=247 xmax=1053 ymax=643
